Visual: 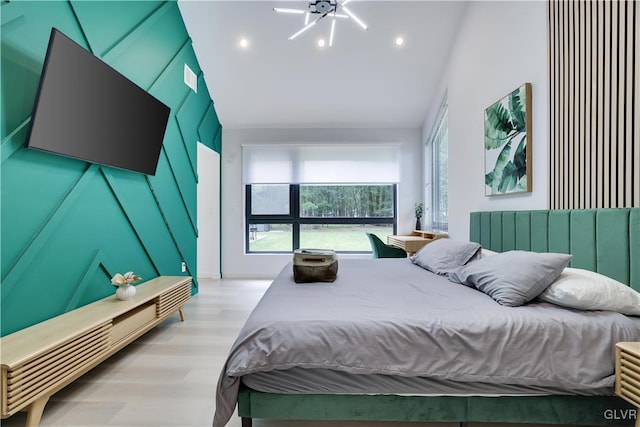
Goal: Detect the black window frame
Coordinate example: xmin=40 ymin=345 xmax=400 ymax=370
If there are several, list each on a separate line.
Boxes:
xmin=245 ymin=184 xmax=398 ymax=253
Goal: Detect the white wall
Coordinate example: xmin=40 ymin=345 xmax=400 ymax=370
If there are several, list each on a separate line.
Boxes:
xmin=423 ymin=1 xmax=548 ymax=239
xmin=197 ymin=143 xmax=221 ymax=279
xmin=222 ymin=128 xmax=423 ymax=279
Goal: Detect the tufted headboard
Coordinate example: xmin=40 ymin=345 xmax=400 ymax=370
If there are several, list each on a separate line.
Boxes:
xmin=470 ymin=209 xmax=640 ymax=290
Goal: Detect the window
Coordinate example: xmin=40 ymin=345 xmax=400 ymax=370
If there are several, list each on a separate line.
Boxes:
xmin=430 ymin=102 xmax=448 ymax=232
xmin=242 ymin=143 xmax=400 ymax=253
xmin=246 ymin=184 xmax=397 ymax=253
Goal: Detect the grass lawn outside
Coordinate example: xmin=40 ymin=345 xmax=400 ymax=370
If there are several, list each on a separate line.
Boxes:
xmin=248 ymin=225 xmax=393 ymax=252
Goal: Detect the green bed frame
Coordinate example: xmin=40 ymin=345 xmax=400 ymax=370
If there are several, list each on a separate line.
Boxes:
xmin=237 ymin=208 xmax=640 ymax=426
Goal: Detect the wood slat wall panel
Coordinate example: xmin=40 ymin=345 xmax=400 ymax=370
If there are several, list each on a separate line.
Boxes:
xmin=548 ymin=0 xmax=638 ymax=209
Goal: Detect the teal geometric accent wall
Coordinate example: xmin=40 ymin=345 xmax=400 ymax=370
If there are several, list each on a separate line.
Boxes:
xmin=0 ymin=0 xmax=222 ymax=336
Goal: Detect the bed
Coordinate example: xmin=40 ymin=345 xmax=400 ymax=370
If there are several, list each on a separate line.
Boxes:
xmin=214 ymin=208 xmax=640 ymax=427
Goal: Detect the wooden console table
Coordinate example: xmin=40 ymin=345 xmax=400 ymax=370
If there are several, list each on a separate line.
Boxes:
xmin=0 ymin=276 xmax=192 ymax=427
xmin=387 ymin=231 xmax=448 ymax=255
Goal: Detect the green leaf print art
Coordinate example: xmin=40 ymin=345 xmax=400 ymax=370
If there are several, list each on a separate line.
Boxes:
xmin=484 ymin=83 xmax=532 ymax=196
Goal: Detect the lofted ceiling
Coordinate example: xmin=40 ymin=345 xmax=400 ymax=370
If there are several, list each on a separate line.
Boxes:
xmin=178 ymin=1 xmax=468 ymax=129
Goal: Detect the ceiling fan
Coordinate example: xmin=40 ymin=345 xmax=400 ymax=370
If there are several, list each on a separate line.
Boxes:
xmin=274 ymin=0 xmax=368 ymax=46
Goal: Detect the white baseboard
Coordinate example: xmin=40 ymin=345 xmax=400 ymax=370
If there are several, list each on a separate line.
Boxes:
xmin=221 ymin=271 xmax=277 ymax=280
xmin=197 ymin=272 xmax=221 ymax=280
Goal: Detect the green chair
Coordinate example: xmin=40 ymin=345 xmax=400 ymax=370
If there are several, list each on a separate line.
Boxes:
xmin=365 ymin=233 xmax=408 ymax=258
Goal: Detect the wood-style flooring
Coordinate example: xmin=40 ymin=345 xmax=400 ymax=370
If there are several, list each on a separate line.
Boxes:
xmin=2 ymin=279 xmax=605 ymax=427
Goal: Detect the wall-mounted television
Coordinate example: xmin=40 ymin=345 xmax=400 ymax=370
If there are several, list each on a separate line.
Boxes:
xmin=26 ymin=28 xmax=170 ymax=175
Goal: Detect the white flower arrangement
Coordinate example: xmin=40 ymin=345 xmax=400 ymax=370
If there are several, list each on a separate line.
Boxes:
xmin=111 ymin=271 xmax=142 ymax=287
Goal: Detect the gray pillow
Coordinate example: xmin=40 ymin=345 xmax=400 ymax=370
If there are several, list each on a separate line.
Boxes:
xmin=448 ymin=251 xmax=572 ymax=307
xmin=410 ymin=239 xmax=481 ymax=275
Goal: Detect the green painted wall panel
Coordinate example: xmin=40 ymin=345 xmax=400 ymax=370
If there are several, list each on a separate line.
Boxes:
xmin=149 ymin=43 xmax=192 ymax=110
xmin=148 ymin=150 xmax=197 ymax=277
xmin=1 ymin=149 xmax=86 ymax=275
xmin=213 ymin=128 xmax=222 ymax=153
xmin=102 ymin=168 xmax=182 ymax=277
xmin=1 ymin=0 xmax=86 ymax=140
xmin=103 ymin=3 xmax=188 ymax=91
xmin=70 ymin=1 xmax=163 ymax=56
xmin=198 ymin=103 xmax=221 ymax=152
xmin=176 ymin=89 xmax=205 ymax=167
xmin=2 ymin=170 xmax=157 ymax=333
xmin=161 ymin=118 xmax=197 ymax=225
xmin=0 ymin=0 xmax=219 ymax=336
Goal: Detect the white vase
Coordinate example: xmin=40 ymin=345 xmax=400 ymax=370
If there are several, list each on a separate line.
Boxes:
xmin=116 ymin=284 xmax=136 ymax=301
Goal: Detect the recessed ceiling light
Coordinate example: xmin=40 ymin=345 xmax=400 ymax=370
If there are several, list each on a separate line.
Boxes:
xmin=317 ymin=38 xmax=326 ymax=48
xmin=394 ymin=36 xmax=405 ymax=47
xmin=239 ymin=38 xmax=249 ymax=49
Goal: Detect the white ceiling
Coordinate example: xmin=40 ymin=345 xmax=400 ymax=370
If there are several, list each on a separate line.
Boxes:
xmin=178 ymin=1 xmax=468 ymax=129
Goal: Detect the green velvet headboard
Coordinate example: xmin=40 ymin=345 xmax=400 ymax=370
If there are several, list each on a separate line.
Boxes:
xmin=470 ymin=209 xmax=640 ymax=290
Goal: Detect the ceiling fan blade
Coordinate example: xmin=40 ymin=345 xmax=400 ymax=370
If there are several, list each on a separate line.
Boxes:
xmin=338 ymin=2 xmax=367 ymax=30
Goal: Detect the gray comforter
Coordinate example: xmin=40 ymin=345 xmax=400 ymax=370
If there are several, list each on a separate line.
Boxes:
xmin=213 ymin=259 xmax=640 ymax=426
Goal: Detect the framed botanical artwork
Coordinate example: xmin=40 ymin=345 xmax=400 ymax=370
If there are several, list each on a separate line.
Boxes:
xmin=484 ymin=83 xmax=532 ymax=196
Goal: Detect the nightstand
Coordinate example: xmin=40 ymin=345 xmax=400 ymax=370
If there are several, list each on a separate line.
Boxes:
xmin=615 ymin=342 xmax=640 ymax=427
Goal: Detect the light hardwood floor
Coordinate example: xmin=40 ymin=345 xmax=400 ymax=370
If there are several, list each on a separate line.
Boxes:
xmin=2 ymin=279 xmax=606 ymax=427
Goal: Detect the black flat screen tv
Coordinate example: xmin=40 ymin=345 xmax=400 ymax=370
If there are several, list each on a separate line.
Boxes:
xmin=26 ymin=28 xmax=170 ymax=175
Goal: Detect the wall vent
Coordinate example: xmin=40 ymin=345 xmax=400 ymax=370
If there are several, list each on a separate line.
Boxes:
xmin=184 ymin=64 xmax=197 ymax=93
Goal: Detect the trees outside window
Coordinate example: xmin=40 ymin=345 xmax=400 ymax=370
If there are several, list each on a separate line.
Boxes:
xmin=246 ymin=184 xmax=397 ymax=253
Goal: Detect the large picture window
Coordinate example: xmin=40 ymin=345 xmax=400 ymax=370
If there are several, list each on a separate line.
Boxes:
xmin=430 ymin=102 xmax=449 ymax=232
xmin=246 ymin=184 xmax=397 ymax=253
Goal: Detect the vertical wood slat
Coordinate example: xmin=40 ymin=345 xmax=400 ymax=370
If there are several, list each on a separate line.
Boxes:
xmin=603 ymin=0 xmax=611 ymax=208
xmin=617 ymin=1 xmax=631 ymax=204
xmin=628 ymin=2 xmax=640 ymax=206
xmin=577 ymin=0 xmax=584 ymax=209
xmin=626 ymin=0 xmax=635 ymax=206
xmin=589 ymin=0 xmax=597 ymax=209
xmin=548 ymin=0 xmax=638 ymax=210
xmin=547 ymin=1 xmax=557 ymax=211
xmin=568 ymin=0 xmax=575 ymax=209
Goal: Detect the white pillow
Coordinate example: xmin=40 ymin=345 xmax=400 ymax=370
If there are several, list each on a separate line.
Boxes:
xmin=538 ymin=268 xmax=640 ymax=315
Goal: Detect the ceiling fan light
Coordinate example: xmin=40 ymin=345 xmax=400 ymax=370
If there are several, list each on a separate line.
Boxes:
xmin=289 ymin=20 xmax=317 ymax=40
xmin=340 ymin=5 xmax=367 ymax=30
xmin=274 ymin=8 xmax=306 ymax=14
xmin=329 ymin=18 xmax=336 ymax=46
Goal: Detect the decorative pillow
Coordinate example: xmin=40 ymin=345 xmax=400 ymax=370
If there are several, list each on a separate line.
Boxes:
xmin=538 ymin=268 xmax=640 ymax=315
xmin=410 ymin=239 xmax=481 ymax=275
xmin=448 ymin=251 xmax=572 ymax=307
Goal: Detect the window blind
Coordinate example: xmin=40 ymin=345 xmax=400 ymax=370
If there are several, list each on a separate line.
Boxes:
xmin=242 ymin=144 xmax=400 ymax=184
